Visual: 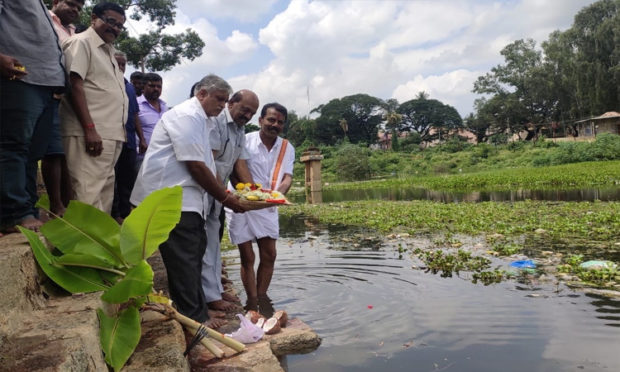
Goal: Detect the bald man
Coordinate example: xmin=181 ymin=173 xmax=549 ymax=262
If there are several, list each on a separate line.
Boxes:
xmin=201 ymin=90 xmax=259 ymax=311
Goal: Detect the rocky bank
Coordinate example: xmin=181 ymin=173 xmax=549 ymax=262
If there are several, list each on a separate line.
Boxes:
xmin=0 ymin=233 xmax=321 ymax=371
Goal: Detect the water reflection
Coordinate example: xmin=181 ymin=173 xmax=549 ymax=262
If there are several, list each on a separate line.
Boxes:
xmin=223 ymin=215 xmax=620 ymax=372
xmin=288 ymin=186 xmax=620 ymax=203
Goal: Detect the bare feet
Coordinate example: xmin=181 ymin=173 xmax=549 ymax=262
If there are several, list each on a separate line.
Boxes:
xmin=20 ymin=216 xmax=43 ymax=231
xmin=204 ymin=317 xmax=227 ymax=329
xmin=208 ymin=299 xmax=237 ymax=312
xmin=222 ymin=292 xmax=239 ymax=303
xmin=2 ymin=216 xmax=43 ymax=234
xmin=50 ymin=205 xmax=66 ymax=218
xmin=207 ymin=309 xmax=226 ymax=319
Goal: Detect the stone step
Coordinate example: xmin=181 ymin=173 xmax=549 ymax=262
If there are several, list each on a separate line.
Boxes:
xmin=123 ymin=311 xmax=190 ymax=371
xmin=1 ymin=293 xmax=107 ymax=371
xmin=0 ymin=234 xmax=46 ymax=332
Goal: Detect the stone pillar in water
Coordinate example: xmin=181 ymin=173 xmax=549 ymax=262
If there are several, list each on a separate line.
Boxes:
xmin=300 ymin=147 xmax=324 ymax=204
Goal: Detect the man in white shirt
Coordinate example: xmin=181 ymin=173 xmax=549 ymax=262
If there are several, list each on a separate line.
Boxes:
xmin=227 ymin=103 xmax=295 ymax=303
xmin=131 ymin=74 xmax=246 ymax=327
xmin=201 ymin=90 xmax=258 ymax=312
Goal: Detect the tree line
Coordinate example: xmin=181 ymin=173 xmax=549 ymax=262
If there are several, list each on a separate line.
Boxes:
xmin=467 ymin=0 xmax=619 ymax=142
xmin=287 ymin=0 xmax=619 ymax=148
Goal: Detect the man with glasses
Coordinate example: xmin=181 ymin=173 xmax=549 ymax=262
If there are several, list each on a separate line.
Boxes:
xmin=201 ymin=90 xmax=258 ymax=312
xmin=59 ymin=2 xmax=128 ymax=214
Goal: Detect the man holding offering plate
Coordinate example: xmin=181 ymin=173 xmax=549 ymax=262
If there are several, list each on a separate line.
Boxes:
xmin=226 ymin=102 xmax=295 ymax=306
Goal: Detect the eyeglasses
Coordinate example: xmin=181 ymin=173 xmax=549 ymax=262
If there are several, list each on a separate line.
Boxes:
xmin=96 ymin=14 xmax=126 ymax=31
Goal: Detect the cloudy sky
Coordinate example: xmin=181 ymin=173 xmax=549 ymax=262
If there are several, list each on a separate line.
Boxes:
xmin=126 ymin=0 xmax=596 ymax=119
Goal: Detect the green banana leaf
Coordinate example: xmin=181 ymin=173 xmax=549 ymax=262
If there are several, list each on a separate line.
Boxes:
xmin=99 ymin=270 xmax=123 ymax=287
xmin=97 ymin=305 xmax=141 ymax=372
xmin=40 ymin=200 xmax=124 ymax=266
xmin=54 ymin=253 xmax=124 ymax=275
xmin=101 ymin=260 xmax=153 ymax=304
xmin=36 ymin=193 xmax=50 ymax=210
xmin=120 ymin=186 xmax=182 ymax=265
xmin=18 ymin=227 xmax=109 ymax=293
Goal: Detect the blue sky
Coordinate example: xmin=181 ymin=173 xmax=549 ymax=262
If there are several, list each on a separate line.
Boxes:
xmin=126 ymin=0 xmax=597 ymax=119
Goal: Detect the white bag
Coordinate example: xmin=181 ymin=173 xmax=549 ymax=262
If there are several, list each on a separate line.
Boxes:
xmin=225 ymin=313 xmax=264 ymax=344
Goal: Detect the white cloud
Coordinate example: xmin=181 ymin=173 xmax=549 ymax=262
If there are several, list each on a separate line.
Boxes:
xmin=135 ymin=0 xmax=598 ymax=119
xmin=392 ymin=69 xmax=483 ymax=115
xmin=124 ymin=8 xmax=259 ymax=108
xmin=178 ymin=0 xmax=278 ymax=23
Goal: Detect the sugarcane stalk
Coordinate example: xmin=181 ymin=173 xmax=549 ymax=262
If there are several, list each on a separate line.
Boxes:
xmin=174 ymin=311 xmax=246 ymax=352
xmin=151 ymin=303 xmax=246 ymax=352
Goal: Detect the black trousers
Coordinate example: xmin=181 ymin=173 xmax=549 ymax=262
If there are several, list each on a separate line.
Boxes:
xmin=218 ymin=204 xmax=225 ymax=241
xmin=159 ymin=211 xmax=208 ymax=323
xmin=112 ymin=145 xmax=137 ymax=218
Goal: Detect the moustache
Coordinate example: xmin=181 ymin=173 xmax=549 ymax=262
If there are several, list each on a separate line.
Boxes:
xmin=105 ymin=29 xmax=119 ymax=37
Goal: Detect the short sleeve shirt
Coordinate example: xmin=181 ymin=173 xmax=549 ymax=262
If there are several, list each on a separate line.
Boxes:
xmin=209 ymin=107 xmax=249 ymax=185
xmin=137 ymin=95 xmax=167 ymax=157
xmin=130 ymin=97 xmax=217 ymax=215
xmin=59 ymin=27 xmax=128 ymax=141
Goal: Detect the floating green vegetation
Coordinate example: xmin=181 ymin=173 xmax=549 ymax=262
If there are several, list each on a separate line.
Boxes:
xmin=558 ymin=254 xmax=620 ymax=288
xmin=491 ymin=241 xmax=522 ymax=256
xmin=412 ymin=248 xmax=507 ymax=285
xmin=317 ymin=160 xmax=620 ymax=192
xmin=281 ymin=200 xmax=620 ymax=248
xmin=432 ymin=234 xmax=463 ymax=248
xmin=472 ymin=269 xmax=507 ymax=285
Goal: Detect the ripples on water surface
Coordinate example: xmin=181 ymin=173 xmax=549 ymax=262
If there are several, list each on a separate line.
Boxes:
xmin=223 ymin=216 xmax=620 ymax=372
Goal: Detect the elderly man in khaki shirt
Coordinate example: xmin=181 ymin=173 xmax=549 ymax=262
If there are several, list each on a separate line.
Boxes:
xmin=60 ymin=2 xmax=128 ymax=213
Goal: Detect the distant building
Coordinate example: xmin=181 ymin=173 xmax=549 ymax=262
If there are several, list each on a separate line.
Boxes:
xmin=376 ymin=127 xmax=477 ymax=149
xmin=376 ymin=130 xmax=410 ymax=150
xmin=574 ymin=111 xmax=620 ymax=137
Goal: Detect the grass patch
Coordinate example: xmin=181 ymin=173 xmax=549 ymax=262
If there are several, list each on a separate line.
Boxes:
xmin=292 ymin=134 xmax=620 ymax=184
xmin=316 ymin=160 xmax=620 ymax=192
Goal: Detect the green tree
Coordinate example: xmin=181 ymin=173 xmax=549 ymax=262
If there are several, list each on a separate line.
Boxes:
xmin=311 ymin=94 xmax=385 ymax=145
xmin=333 ymin=144 xmax=372 ymax=181
xmin=285 ymin=111 xmax=316 ymax=147
xmin=473 ymin=39 xmax=556 ymax=139
xmin=473 ymin=1 xmax=620 ymax=139
xmin=543 ymin=0 xmax=619 ymax=119
xmin=383 ymin=98 xmax=402 ymax=151
xmin=51 ymin=0 xmax=205 ymax=72
xmin=396 ymin=96 xmax=462 ymax=143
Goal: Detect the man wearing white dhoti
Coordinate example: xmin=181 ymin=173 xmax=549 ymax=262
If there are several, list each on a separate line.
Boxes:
xmin=227 ymin=102 xmax=295 ymax=301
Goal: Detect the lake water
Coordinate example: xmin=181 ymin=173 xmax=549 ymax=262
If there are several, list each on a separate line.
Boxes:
xmin=223 ymin=216 xmax=620 ymax=372
xmin=289 ymin=186 xmax=620 ymax=203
